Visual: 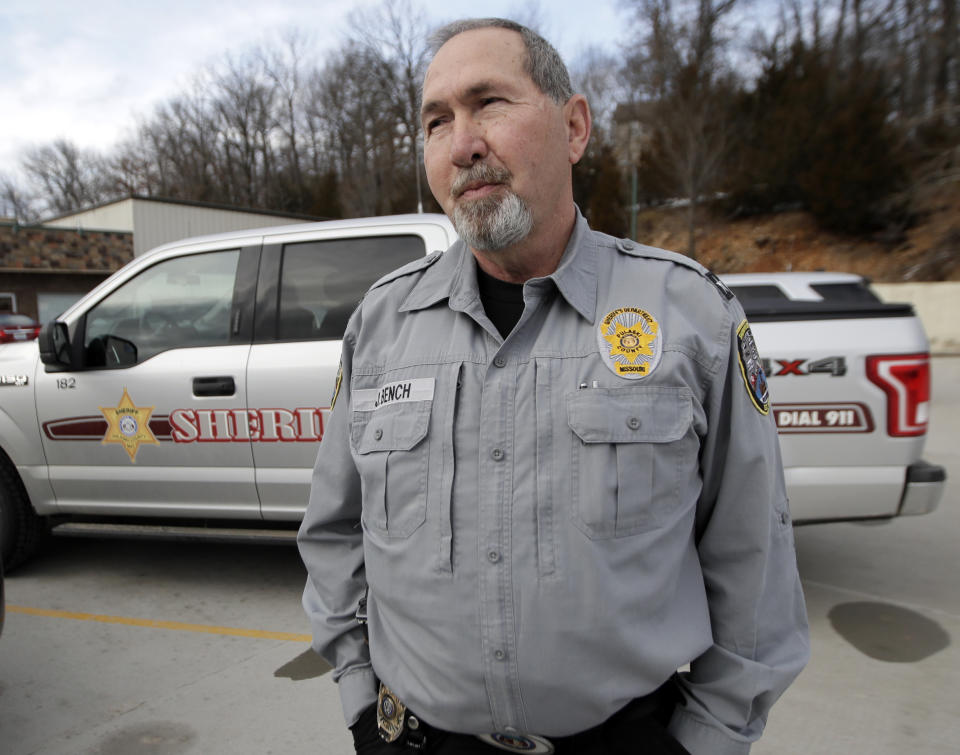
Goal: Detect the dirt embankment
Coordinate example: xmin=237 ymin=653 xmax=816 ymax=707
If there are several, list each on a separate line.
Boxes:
xmin=635 ymin=178 xmax=960 ymax=282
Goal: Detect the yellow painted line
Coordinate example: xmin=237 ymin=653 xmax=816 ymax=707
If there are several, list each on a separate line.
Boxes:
xmin=7 ymin=605 xmax=312 ymax=642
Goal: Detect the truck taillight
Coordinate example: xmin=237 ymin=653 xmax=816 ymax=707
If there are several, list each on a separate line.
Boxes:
xmin=866 ymin=353 xmax=930 ymax=437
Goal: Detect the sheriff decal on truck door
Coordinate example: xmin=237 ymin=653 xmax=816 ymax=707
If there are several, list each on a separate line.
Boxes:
xmin=99 ymin=389 xmax=159 ymax=462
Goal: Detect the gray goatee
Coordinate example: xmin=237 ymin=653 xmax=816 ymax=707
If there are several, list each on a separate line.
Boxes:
xmin=451 ymin=164 xmax=533 ymax=252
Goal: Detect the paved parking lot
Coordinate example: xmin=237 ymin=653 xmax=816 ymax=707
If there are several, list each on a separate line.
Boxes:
xmin=2 ymin=358 xmax=958 ymax=755
xmin=1 ymin=536 xmax=347 ymax=754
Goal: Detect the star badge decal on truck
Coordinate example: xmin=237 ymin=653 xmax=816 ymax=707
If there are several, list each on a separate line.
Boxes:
xmin=100 ymin=388 xmax=159 ymax=462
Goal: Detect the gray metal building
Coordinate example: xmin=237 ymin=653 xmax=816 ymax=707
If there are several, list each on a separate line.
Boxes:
xmin=44 ymin=195 xmax=324 ymax=257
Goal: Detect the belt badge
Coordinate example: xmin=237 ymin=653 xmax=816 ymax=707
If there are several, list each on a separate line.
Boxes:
xmin=377 ymin=683 xmax=407 ymax=743
xmin=476 ymin=732 xmax=555 ymax=753
xmin=597 ymin=307 xmax=662 ymax=379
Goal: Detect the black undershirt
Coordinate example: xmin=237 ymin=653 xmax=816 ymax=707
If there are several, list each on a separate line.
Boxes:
xmin=476 ymin=265 xmax=525 ymax=339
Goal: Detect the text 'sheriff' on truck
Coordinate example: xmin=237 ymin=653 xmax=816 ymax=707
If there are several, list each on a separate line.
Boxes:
xmin=0 ymin=216 xmax=947 ymax=570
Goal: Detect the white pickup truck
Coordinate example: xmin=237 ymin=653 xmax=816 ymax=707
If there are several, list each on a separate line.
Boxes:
xmin=0 ymin=215 xmax=946 ymax=569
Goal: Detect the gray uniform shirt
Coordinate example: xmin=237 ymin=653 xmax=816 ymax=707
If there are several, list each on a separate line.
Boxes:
xmin=298 ymin=214 xmax=809 ymax=755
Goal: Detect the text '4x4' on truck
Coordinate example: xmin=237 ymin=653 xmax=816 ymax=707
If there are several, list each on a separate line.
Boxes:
xmin=0 ymin=217 xmax=947 ymax=570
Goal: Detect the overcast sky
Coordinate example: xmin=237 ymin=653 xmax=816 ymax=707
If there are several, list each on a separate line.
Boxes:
xmin=0 ymin=0 xmax=627 ymax=181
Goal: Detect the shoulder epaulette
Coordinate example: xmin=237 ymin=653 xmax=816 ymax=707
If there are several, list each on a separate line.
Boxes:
xmin=368 ymin=250 xmax=444 ymax=292
xmin=613 ymin=237 xmax=735 ymax=301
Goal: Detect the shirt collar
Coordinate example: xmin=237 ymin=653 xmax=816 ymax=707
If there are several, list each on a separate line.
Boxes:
xmin=548 ymin=210 xmax=597 ymax=323
xmin=400 ymin=209 xmax=597 ymax=324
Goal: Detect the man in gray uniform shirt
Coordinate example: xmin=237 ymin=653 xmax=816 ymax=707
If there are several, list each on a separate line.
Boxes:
xmin=298 ymin=17 xmax=809 ymax=755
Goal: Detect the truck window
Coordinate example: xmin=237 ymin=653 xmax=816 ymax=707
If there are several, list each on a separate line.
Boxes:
xmin=810 ymin=282 xmax=881 ymax=302
xmin=83 ymin=249 xmax=241 ymax=366
xmin=726 ymin=285 xmax=788 ymax=302
xmin=276 ymin=235 xmax=426 ymax=340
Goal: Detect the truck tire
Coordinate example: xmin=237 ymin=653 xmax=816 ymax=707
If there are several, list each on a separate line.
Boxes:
xmin=0 ymin=453 xmax=45 ymax=571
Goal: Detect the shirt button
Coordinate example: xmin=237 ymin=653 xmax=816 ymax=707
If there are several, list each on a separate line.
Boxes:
xmin=626 ymin=416 xmax=641 ymax=430
xmin=374 ymin=429 xmax=383 ymax=440
xmin=494 ymin=356 xmax=506 ymax=368
xmin=491 ymin=448 xmax=504 ymax=461
xmin=493 ymin=649 xmax=506 ymax=661
xmin=487 ymin=550 xmax=501 ymax=563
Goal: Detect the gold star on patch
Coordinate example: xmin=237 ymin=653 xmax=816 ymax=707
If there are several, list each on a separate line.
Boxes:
xmin=602 ymin=321 xmax=657 ymax=363
xmin=100 ymin=388 xmax=158 ymax=462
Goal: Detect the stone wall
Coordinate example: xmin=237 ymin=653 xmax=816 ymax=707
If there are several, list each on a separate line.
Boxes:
xmin=0 ymin=223 xmax=133 ymax=319
xmin=0 ymin=222 xmax=133 ymax=272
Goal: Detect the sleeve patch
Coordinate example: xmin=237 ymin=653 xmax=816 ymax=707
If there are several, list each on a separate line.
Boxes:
xmin=737 ymin=320 xmax=770 ymax=414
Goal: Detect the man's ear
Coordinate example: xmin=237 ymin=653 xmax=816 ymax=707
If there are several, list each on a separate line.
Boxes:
xmin=565 ymin=94 xmax=592 ymax=164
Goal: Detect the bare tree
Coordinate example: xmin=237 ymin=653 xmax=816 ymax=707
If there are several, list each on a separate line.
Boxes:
xmin=0 ymin=173 xmax=38 ymax=222
xmin=157 ymin=90 xmax=221 ymax=200
xmin=347 ymin=0 xmax=431 ymax=212
xmin=309 ymin=43 xmax=402 ymax=216
xmin=933 ymin=0 xmax=958 ymax=115
xmin=208 ymin=53 xmax=278 ymax=207
xmin=756 ymin=0 xmax=958 ymax=175
xmin=260 ymin=30 xmax=316 ymax=211
xmin=20 ymin=139 xmax=111 ymax=215
xmin=622 ymin=0 xmax=742 ymax=259
xmin=571 ymin=46 xmax=624 ymax=136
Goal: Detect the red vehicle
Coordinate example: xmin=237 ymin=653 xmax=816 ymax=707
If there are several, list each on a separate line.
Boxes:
xmin=0 ymin=314 xmax=42 ymax=344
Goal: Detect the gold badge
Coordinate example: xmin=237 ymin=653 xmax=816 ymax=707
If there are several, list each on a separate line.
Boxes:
xmin=376 ymin=683 xmax=407 ymax=743
xmin=100 ymin=388 xmax=159 ymax=462
xmin=597 ymin=307 xmax=662 ymax=379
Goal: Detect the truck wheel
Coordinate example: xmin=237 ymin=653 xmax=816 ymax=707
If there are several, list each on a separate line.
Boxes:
xmin=0 ymin=454 xmax=45 ymax=571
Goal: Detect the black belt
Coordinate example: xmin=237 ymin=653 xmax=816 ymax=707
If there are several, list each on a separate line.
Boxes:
xmin=376 ymin=676 xmax=683 ymax=753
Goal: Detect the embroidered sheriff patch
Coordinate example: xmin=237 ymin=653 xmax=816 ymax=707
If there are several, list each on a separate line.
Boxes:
xmin=737 ymin=320 xmax=770 ymax=414
xmin=597 ymin=307 xmax=662 ymax=379
xmin=100 ymin=388 xmax=159 ymax=461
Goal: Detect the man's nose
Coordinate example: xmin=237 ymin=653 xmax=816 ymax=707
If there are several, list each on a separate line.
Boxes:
xmin=450 ymin=119 xmax=488 ymax=167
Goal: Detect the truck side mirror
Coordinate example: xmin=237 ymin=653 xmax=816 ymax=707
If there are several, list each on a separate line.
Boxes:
xmin=38 ymin=321 xmax=73 ymax=369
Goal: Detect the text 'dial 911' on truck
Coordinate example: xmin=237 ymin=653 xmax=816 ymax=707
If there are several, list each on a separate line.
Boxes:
xmin=0 ymin=215 xmax=947 ymax=570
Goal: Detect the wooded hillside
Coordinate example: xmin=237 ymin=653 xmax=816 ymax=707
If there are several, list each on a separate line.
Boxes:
xmin=637 ymin=170 xmax=960 ymax=281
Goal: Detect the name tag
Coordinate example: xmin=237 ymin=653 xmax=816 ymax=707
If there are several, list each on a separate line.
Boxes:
xmin=353 ymin=378 xmax=435 ymax=412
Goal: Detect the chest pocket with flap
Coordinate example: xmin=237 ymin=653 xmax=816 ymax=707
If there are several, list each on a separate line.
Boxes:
xmin=351 ymin=399 xmax=431 ymax=538
xmin=566 ymin=385 xmax=694 ymax=538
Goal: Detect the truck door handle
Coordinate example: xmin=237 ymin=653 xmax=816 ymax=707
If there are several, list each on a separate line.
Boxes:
xmin=192 ymin=376 xmax=236 ymax=397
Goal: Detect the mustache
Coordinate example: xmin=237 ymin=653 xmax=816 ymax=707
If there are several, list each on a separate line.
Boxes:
xmin=451 ymin=163 xmax=513 ymax=198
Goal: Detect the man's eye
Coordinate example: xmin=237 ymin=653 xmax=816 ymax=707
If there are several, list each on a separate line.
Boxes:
xmin=481 ymin=97 xmax=503 ymax=107
xmin=426 ymin=117 xmax=447 ymax=133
